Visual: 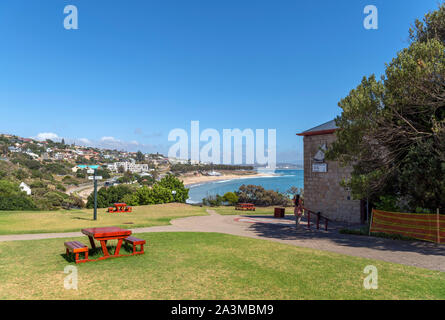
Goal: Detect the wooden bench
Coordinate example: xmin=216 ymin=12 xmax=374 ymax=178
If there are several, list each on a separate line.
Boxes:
xmin=235 ymin=203 xmax=256 ymax=211
xmin=64 ymin=241 xmax=89 ymax=264
xmin=123 ymin=236 xmax=146 ymax=255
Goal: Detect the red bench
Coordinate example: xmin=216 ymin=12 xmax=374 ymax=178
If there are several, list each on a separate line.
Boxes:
xmin=123 ymin=236 xmax=146 ymax=255
xmin=235 ymin=203 xmax=256 ymax=211
xmin=64 ymin=241 xmax=89 ymax=264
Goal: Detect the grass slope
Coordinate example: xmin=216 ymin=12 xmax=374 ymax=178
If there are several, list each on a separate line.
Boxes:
xmin=0 ymin=203 xmax=207 ymax=234
xmin=0 ymin=232 xmax=443 ymax=300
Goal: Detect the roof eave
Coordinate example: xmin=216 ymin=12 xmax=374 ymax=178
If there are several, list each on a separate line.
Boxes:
xmin=296 ymin=128 xmax=338 ymax=137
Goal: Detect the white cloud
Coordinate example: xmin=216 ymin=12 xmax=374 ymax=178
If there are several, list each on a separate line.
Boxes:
xmin=33 ymin=132 xmax=165 ymax=154
xmin=78 ymin=138 xmax=91 ymax=144
xmin=100 ymin=136 xmax=118 ymax=142
xmin=35 ymin=132 xmax=60 ymax=141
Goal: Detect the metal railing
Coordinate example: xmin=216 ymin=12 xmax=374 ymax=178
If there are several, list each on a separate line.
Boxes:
xmin=301 ymin=206 xmax=330 ymax=231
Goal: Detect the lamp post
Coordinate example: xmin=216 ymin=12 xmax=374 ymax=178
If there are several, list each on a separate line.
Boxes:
xmin=172 ymin=190 xmax=177 ymax=202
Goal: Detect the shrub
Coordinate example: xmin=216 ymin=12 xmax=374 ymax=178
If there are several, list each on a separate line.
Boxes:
xmin=202 ymin=195 xmax=224 ymax=206
xmin=76 ymin=170 xmax=87 ymax=179
xmin=222 ymin=192 xmax=238 ymax=205
xmin=157 ymin=174 xmax=189 ymax=203
xmin=86 ymin=184 xmax=136 ymax=208
xmin=236 ymin=185 xmax=292 ymax=206
xmin=56 ymin=184 xmax=66 ymax=192
xmin=14 ymin=169 xmax=28 ymax=180
xmin=374 ymin=195 xmax=400 ymax=212
xmin=0 ymin=180 xmax=36 ymax=210
xmin=121 ymin=193 xmax=140 ymax=206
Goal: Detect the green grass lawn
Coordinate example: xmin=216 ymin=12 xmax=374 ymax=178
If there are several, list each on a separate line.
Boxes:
xmin=0 ymin=203 xmax=207 ymax=235
xmin=210 ymin=206 xmax=293 ymax=216
xmin=0 ymin=232 xmax=443 ymax=299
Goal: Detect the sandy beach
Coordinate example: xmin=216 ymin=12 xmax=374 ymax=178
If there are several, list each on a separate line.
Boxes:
xmin=181 ymin=172 xmax=275 ymax=187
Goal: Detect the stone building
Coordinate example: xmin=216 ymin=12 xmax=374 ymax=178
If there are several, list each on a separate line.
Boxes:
xmin=297 ymin=120 xmax=364 ymax=224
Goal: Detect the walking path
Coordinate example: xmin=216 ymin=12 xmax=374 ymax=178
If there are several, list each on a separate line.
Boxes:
xmin=1 ymin=209 xmax=444 ymax=272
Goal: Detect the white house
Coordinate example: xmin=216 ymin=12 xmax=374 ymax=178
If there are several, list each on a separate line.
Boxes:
xmin=19 ymin=182 xmax=32 ymax=195
xmin=107 ymin=162 xmax=149 ymax=173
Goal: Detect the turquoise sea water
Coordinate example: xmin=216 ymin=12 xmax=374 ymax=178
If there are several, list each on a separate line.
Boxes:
xmin=186 ymin=169 xmax=304 ymax=203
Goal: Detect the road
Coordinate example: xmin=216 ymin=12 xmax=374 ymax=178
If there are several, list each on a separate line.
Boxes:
xmin=66 ymin=181 xmax=105 ymax=201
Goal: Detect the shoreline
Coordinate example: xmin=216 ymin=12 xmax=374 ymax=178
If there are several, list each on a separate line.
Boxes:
xmin=181 ymin=172 xmax=277 ymax=187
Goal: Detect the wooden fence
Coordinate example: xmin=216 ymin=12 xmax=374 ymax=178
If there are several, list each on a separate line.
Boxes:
xmin=370 ymin=209 xmax=445 ymax=243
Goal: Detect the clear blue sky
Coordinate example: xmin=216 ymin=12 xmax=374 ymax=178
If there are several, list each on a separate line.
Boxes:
xmin=0 ymin=0 xmax=440 ymax=163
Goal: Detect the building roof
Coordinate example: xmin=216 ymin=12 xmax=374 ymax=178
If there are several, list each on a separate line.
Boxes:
xmin=297 ymin=119 xmax=338 ymax=136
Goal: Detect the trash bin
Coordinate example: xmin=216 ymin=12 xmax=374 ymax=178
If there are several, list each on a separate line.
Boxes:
xmin=274 ymin=207 xmax=285 ymax=218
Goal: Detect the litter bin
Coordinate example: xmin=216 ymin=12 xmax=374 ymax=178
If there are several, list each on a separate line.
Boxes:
xmin=274 ymin=207 xmax=285 ymax=218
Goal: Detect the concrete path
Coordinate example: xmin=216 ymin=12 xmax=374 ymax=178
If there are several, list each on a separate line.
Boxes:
xmin=1 ymin=209 xmax=444 ymax=272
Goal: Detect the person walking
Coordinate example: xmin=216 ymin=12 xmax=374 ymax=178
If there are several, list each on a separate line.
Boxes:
xmin=293 ymin=194 xmax=303 ymax=229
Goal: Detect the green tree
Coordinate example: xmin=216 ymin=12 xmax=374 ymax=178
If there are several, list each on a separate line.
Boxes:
xmin=0 ymin=180 xmax=36 ymax=210
xmin=136 ymin=151 xmax=145 ymax=162
xmin=86 ymin=184 xmax=135 ymax=208
xmin=157 ymin=174 xmax=189 ymax=203
xmin=409 ymin=3 xmax=445 ymax=44
xmin=326 ymin=5 xmax=445 ymax=211
xmin=223 ymin=192 xmax=239 ymax=205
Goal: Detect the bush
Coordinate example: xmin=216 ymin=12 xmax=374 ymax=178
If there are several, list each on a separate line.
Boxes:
xmin=76 ymin=170 xmax=87 ymax=179
xmin=86 ymin=174 xmax=189 ymax=208
xmin=86 ymin=184 xmax=136 ymax=208
xmin=0 ymin=180 xmax=36 ymax=210
xmin=222 ymin=192 xmax=238 ymax=205
xmin=14 ymin=169 xmax=28 ymax=180
xmin=121 ymin=193 xmax=140 ymax=206
xmin=56 ymin=184 xmax=66 ymax=192
xmin=157 ymin=174 xmax=189 ymax=203
xmin=30 ymin=181 xmax=48 ymax=189
xmin=374 ymin=195 xmax=400 ymax=212
xmin=236 ymin=185 xmax=292 ymax=206
xmin=202 ymin=195 xmax=224 ymax=206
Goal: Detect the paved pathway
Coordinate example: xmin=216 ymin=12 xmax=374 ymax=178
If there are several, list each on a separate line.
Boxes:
xmin=1 ymin=209 xmax=444 ymax=272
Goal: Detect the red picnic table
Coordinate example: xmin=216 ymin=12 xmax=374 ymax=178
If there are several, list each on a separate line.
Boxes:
xmin=108 ymin=203 xmax=132 ymax=213
xmin=235 ymin=203 xmax=256 ymax=211
xmin=82 ymin=227 xmax=132 ymax=260
xmin=64 ymin=226 xmax=146 ymax=263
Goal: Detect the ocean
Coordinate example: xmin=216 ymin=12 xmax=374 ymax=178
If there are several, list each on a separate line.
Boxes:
xmin=186 ymin=169 xmax=304 ymax=203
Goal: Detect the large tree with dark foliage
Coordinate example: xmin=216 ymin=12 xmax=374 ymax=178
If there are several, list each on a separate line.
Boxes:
xmin=326 ymin=4 xmax=445 ymax=212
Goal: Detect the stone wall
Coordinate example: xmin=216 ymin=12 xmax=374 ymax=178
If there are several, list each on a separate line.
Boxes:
xmin=303 ymin=133 xmax=361 ymax=224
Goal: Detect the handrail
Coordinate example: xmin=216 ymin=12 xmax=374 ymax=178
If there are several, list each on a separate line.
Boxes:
xmin=301 ymin=206 xmax=330 ymax=231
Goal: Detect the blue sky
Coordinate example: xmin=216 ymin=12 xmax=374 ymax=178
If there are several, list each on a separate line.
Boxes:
xmin=0 ymin=0 xmax=440 ymax=163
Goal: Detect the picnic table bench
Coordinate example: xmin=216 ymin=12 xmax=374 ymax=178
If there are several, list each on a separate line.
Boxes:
xmin=63 ymin=227 xmax=146 ymax=264
xmin=235 ymin=203 xmax=256 ymax=211
xmin=64 ymin=241 xmax=89 ymax=264
xmin=108 ymin=203 xmax=132 ymax=213
xmin=124 ymin=236 xmax=146 ymax=255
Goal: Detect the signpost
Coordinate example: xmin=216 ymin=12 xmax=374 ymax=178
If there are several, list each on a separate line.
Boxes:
xmin=93 ymin=169 xmax=98 ymax=220
xmin=83 ymin=165 xmax=102 ymax=221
